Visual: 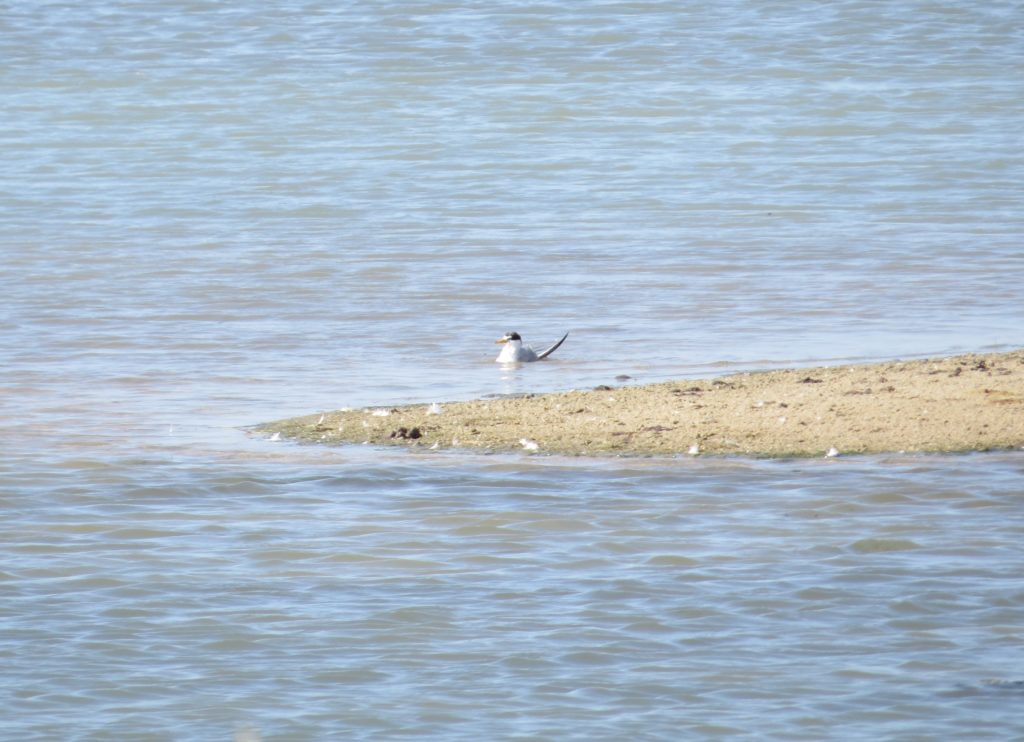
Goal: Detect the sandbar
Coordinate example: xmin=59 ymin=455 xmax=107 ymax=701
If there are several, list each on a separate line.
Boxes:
xmin=259 ymin=349 xmax=1024 ymax=458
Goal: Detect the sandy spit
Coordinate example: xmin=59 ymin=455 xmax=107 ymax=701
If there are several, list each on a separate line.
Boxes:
xmin=258 ymin=349 xmax=1024 ymax=458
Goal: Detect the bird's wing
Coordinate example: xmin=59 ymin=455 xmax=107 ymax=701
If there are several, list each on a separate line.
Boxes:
xmin=535 ymin=332 xmax=569 ymax=360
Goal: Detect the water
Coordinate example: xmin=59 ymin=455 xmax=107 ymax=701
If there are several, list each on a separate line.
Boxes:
xmin=2 ymin=1 xmax=1023 ymax=738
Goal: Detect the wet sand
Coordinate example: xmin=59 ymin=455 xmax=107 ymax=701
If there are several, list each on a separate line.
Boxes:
xmin=259 ymin=349 xmax=1024 ymax=458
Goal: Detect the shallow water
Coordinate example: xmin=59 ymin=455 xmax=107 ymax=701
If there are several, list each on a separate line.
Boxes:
xmin=4 ymin=450 xmax=1024 ymax=739
xmin=2 ymin=1 xmax=1023 ymax=738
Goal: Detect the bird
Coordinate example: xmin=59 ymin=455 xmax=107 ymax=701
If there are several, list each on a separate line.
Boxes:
xmin=495 ymin=331 xmax=569 ymax=363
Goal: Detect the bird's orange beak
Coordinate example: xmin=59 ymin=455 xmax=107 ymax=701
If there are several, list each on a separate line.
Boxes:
xmin=495 ymin=337 xmax=509 ymax=344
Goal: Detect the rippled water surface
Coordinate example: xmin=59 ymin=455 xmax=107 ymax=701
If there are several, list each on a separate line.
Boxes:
xmin=2 ymin=1 xmax=1023 ymax=738
xmin=4 ymin=451 xmax=1024 ymax=740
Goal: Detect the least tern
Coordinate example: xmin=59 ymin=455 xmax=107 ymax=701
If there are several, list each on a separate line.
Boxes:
xmin=495 ymin=331 xmax=569 ymax=363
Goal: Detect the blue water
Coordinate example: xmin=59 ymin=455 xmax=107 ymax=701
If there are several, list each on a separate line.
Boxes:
xmin=2 ymin=1 xmax=1023 ymax=739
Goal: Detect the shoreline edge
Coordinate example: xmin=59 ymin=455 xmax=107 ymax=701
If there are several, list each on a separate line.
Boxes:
xmin=257 ymin=349 xmax=1024 ymax=458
